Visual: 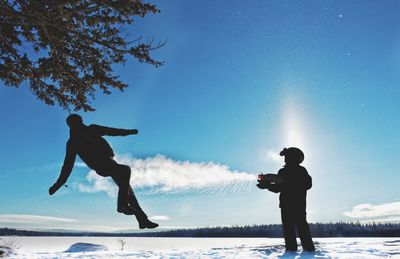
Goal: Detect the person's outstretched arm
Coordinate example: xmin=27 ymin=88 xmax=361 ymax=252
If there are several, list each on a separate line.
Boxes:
xmin=49 ymin=140 xmax=76 ymax=195
xmin=90 ymin=124 xmax=138 ymax=136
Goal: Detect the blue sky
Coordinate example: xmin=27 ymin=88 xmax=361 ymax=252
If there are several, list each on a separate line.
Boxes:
xmin=1 ymin=0 xmax=400 ymax=231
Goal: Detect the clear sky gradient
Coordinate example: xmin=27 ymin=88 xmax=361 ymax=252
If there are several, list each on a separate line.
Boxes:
xmin=1 ymin=0 xmax=399 ymax=231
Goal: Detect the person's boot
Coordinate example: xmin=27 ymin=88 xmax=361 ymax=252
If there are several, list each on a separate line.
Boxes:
xmin=134 ymin=213 xmax=159 ymax=229
xmin=138 ymin=217 xmax=159 ymax=229
xmin=117 ymin=205 xmax=136 ymax=215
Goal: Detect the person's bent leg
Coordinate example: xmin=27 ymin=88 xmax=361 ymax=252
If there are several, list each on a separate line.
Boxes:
xmin=281 ymin=207 xmax=297 ymax=251
xmin=295 ymin=210 xmax=315 ymax=252
xmin=109 ymin=164 xmax=134 ymax=215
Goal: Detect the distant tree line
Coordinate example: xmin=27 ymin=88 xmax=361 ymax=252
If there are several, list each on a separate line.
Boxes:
xmin=1 ymin=222 xmax=399 ymax=237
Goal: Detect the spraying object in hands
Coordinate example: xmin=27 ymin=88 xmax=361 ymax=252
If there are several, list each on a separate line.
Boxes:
xmin=256 ymin=173 xmax=285 ymax=190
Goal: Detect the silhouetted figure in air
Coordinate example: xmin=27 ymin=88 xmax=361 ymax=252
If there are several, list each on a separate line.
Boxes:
xmin=49 ymin=114 xmax=158 ymax=229
xmin=259 ymin=147 xmax=315 ymax=252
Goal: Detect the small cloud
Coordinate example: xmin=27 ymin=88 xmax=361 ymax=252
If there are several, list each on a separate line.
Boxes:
xmin=343 ymin=201 xmax=400 ymax=222
xmin=68 ymin=225 xmax=126 ymax=232
xmin=265 ymin=149 xmax=282 ymax=163
xmin=260 ymin=148 xmax=282 ymax=165
xmin=0 ymin=214 xmax=77 ymax=224
xmin=149 ymin=215 xmax=170 ymax=221
xmin=29 ymin=225 xmax=130 ymax=233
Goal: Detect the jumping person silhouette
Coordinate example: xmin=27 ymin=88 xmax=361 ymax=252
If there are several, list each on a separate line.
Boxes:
xmin=259 ymin=147 xmax=315 ymax=252
xmin=49 ymin=114 xmax=158 ymax=229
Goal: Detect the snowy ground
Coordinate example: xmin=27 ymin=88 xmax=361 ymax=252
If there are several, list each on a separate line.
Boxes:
xmin=0 ymin=237 xmax=399 ymax=258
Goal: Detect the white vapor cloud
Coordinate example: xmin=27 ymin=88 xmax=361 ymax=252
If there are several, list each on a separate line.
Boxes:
xmin=78 ymin=155 xmax=255 ymax=196
xmin=75 ymin=162 xmax=88 ymax=168
xmin=149 ymin=215 xmax=170 ymax=221
xmin=343 ymin=201 xmax=400 ymax=221
xmin=0 ymin=214 xmax=77 ymax=224
xmin=78 ymin=171 xmax=118 ymax=197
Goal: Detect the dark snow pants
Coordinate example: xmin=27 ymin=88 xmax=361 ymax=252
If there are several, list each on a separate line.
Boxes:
xmin=97 ymin=159 xmax=147 ymax=218
xmin=281 ymin=207 xmax=315 ymax=251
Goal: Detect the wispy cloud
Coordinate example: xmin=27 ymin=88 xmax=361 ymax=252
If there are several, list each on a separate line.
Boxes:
xmin=149 ymin=215 xmax=170 ymax=221
xmin=343 ymin=201 xmax=400 ymax=222
xmin=78 ymin=154 xmax=256 ymax=196
xmin=0 ymin=214 xmax=77 ymax=224
xmin=63 ymin=225 xmax=127 ymax=232
xmin=23 ymin=225 xmax=135 ymax=233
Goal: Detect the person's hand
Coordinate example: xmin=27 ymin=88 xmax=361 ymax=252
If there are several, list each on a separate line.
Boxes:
xmin=121 ymin=129 xmax=138 ymax=136
xmin=49 ymin=183 xmax=61 ymax=195
xmin=256 ymin=181 xmax=268 ymax=190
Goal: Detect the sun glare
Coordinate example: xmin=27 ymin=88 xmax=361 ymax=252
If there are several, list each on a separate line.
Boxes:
xmin=282 ymin=96 xmax=306 ymax=148
xmin=279 ymin=95 xmax=314 ymax=167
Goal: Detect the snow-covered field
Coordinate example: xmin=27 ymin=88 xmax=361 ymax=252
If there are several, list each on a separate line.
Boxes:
xmin=1 ymin=237 xmax=399 ymax=258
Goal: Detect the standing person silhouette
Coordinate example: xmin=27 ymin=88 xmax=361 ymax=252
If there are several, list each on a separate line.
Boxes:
xmin=259 ymin=147 xmax=315 ymax=252
xmin=49 ymin=114 xmax=158 ymax=229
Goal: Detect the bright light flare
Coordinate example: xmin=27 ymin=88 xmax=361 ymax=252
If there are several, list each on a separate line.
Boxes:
xmin=282 ymin=95 xmax=306 ymax=148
